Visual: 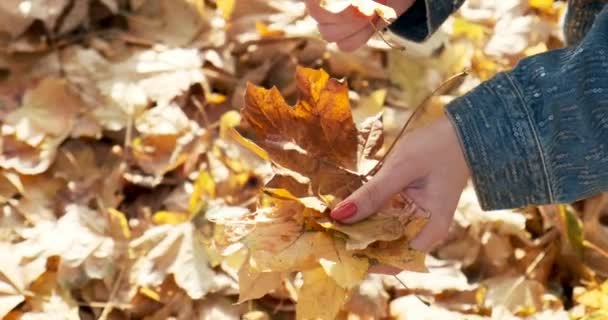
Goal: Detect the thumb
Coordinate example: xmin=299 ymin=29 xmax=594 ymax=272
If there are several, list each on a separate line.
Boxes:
xmin=330 ymin=168 xmax=413 ymax=224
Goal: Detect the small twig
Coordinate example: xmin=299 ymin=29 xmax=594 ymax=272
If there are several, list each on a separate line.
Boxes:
xmin=368 ymin=19 xmax=405 ymax=51
xmin=366 ymin=71 xmax=468 ymax=178
xmin=78 ymin=301 xmax=133 ymax=309
xmin=393 ymin=275 xmax=431 ymax=306
xmin=98 ymin=267 xmax=127 ymax=320
xmin=584 ymin=240 xmax=608 ymax=259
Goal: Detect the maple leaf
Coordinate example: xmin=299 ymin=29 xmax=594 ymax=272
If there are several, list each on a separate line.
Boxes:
xmin=0 ymin=78 xmax=81 ymax=175
xmin=129 ymin=222 xmax=218 ymax=299
xmin=242 ymin=66 xmax=359 ymax=173
xmin=15 ymin=204 xmax=118 ymax=283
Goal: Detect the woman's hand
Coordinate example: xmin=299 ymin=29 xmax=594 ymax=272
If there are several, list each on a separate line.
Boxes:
xmin=305 ymin=0 xmax=415 ymax=51
xmin=331 ymin=115 xmax=471 ymax=257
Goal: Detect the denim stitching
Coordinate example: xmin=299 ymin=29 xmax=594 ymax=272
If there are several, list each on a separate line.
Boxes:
xmin=503 ymin=73 xmax=556 ymax=203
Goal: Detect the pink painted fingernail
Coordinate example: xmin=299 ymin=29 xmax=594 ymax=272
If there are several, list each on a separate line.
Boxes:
xmin=331 ymin=202 xmax=357 ymax=220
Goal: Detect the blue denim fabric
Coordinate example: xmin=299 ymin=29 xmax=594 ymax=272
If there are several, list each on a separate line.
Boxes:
xmin=389 ymin=1 xmax=608 ymax=210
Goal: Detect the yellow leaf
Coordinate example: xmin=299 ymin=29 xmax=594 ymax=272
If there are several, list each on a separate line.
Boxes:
xmin=559 ymin=205 xmax=584 ymax=257
xmin=139 ymin=286 xmax=161 ymax=302
xmin=575 ymin=280 xmax=608 ymax=310
xmin=319 ymin=238 xmax=369 ymax=289
xmin=208 ymin=93 xmax=227 ymax=104
xmin=227 ymin=127 xmax=270 ymax=161
xmin=152 ymin=211 xmax=191 ymax=225
xmin=108 ymin=208 xmax=131 ymax=239
xmin=353 ymin=89 xmax=386 ymax=123
xmin=220 ymin=110 xmax=241 ymax=138
xmin=217 ymin=0 xmax=235 ymax=20
xmin=237 ymin=262 xmax=284 ymax=303
xmin=452 ymin=17 xmax=487 ymax=43
xmin=529 ymin=0 xmax=554 ymax=11
xmin=251 ymin=232 xmax=337 ymax=272
xmin=189 ymin=170 xmax=216 ymax=214
xmin=319 ymin=214 xmax=427 ymax=251
xmin=296 ymin=267 xmax=347 ymax=320
xmin=255 ymin=21 xmax=285 ymax=37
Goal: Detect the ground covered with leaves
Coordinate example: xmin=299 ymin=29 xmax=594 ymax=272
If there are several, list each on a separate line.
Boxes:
xmin=2 ymin=0 xmax=608 ymax=319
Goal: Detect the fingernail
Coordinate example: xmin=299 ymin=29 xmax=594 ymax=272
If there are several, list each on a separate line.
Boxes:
xmin=331 ymin=202 xmax=357 ymax=220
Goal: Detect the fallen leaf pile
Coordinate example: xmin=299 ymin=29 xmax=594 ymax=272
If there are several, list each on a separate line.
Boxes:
xmin=1 ymin=0 xmax=608 ymax=319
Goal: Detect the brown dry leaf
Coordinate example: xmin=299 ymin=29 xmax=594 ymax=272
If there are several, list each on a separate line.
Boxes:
xmin=242 ymin=66 xmax=359 ymax=173
xmin=15 ymin=204 xmax=118 ymax=283
xmin=361 ymin=237 xmax=427 ymax=272
xmin=21 ymin=288 xmax=79 ymax=320
xmin=0 ymin=244 xmax=25 ymax=318
xmin=62 ymin=47 xmax=204 ymax=131
xmin=129 ymin=222 xmax=217 ymax=299
xmin=481 ymin=275 xmax=545 ymax=314
xmin=133 ymin=102 xmax=201 ymax=177
xmin=296 ymin=267 xmax=347 ymax=320
xmin=127 ymin=0 xmax=210 ymax=47
xmin=343 ymin=274 xmax=390 ymax=319
xmin=0 ymin=1 xmax=70 ymax=38
xmin=0 ymin=77 xmax=81 ymax=174
xmin=318 ymin=208 xmax=423 ymax=251
xmin=0 ymin=0 xmax=118 ymax=40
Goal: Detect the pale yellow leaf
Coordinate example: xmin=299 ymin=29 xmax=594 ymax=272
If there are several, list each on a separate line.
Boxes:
xmin=319 ymin=238 xmax=368 ymax=289
xmin=296 ymin=267 xmax=347 ymax=320
xmin=251 ymin=232 xmax=337 ymax=272
xmin=237 ymin=263 xmax=283 ymax=303
xmin=130 ymin=223 xmax=216 ymax=299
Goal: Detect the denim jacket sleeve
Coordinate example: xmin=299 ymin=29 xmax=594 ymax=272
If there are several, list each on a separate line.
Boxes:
xmin=388 ymin=0 xmax=465 ymax=42
xmin=445 ymin=4 xmax=608 ymax=210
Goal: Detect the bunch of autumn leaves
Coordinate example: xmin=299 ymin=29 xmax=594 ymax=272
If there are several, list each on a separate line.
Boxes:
xmin=211 ymin=66 xmax=428 ymax=320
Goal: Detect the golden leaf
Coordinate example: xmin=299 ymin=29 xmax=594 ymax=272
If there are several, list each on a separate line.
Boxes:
xmin=250 ymin=231 xmax=337 ymax=272
xmin=296 ymin=267 xmax=348 ymax=320
xmin=319 ymin=238 xmax=369 ymax=289
xmin=237 ymin=262 xmax=284 ymax=303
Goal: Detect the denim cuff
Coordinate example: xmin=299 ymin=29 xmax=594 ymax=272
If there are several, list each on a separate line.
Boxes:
xmin=445 ymin=73 xmax=553 ymax=210
xmin=388 ymin=0 xmax=465 ymax=42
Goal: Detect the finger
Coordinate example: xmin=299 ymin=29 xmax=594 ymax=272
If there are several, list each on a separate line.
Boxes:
xmin=305 ymin=0 xmax=371 ymax=24
xmin=330 ymin=165 xmax=415 ymax=223
xmin=335 ymin=25 xmax=376 ymax=51
xmin=409 ymin=208 xmax=453 ymax=252
xmin=317 ymin=21 xmax=368 ymax=42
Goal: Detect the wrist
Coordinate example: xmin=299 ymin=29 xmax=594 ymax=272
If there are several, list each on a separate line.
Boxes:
xmin=440 ymin=114 xmax=471 ymax=182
